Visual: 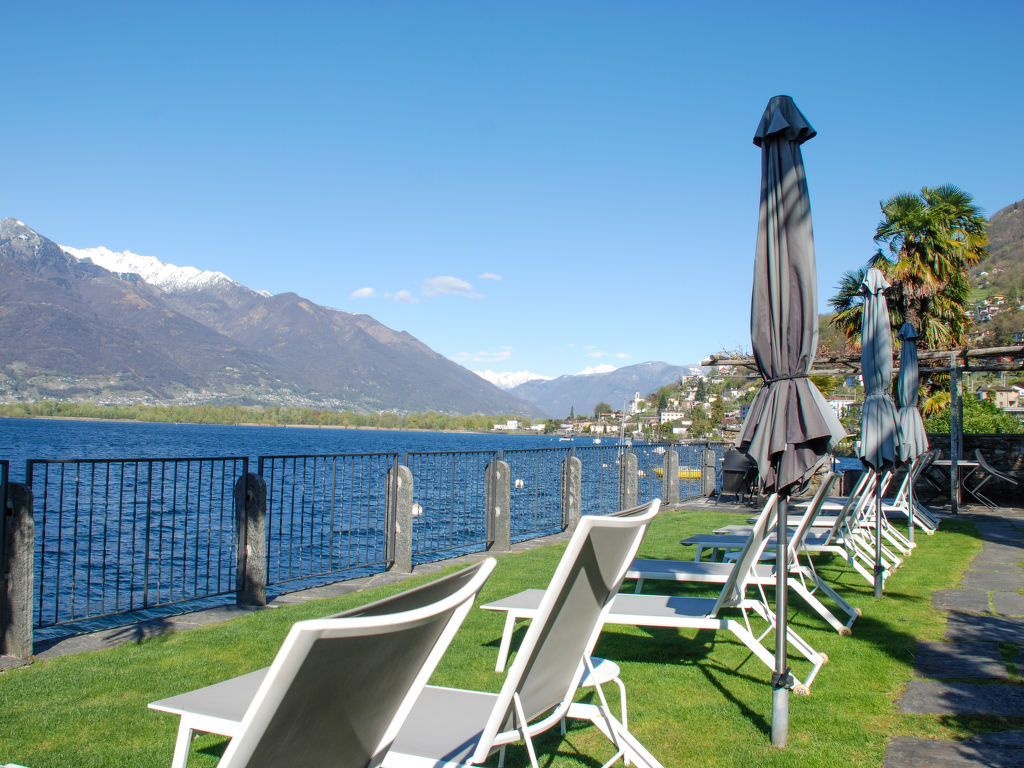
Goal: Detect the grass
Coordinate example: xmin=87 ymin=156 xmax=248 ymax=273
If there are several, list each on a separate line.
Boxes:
xmin=0 ymin=508 xmax=1010 ymax=767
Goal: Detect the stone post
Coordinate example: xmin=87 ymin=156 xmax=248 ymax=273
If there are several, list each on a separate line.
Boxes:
xmin=701 ymin=447 xmax=718 ymax=497
xmin=2 ymin=483 xmax=34 ymax=659
xmin=234 ymin=473 xmax=267 ymax=607
xmin=663 ymin=448 xmax=680 ymax=505
xmin=388 ymin=464 xmax=414 ymax=573
xmin=561 ymin=455 xmax=582 ymax=532
xmin=619 ymin=453 xmax=638 ymax=511
xmin=486 ymin=460 xmax=511 ymax=552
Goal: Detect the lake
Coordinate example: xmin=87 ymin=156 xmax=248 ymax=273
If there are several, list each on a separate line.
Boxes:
xmin=0 ymin=417 xmax=588 ymax=481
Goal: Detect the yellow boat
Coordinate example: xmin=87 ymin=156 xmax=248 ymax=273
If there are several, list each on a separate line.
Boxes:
xmin=652 ymin=467 xmax=701 ymax=480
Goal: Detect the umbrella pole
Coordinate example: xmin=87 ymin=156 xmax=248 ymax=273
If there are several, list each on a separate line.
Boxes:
xmin=874 ymin=474 xmax=884 ymax=599
xmin=771 ymin=493 xmax=790 ymax=748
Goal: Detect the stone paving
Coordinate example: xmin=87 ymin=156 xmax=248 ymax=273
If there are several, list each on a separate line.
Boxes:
xmin=884 ymin=506 xmax=1024 ymax=768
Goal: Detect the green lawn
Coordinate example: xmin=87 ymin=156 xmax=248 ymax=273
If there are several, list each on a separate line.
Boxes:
xmin=0 ymin=509 xmax=1008 ymax=768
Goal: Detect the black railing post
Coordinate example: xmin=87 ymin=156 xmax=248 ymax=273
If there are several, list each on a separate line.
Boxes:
xmin=388 ymin=463 xmax=414 ymax=573
xmin=2 ymin=483 xmax=34 ymax=659
xmin=619 ymin=452 xmax=638 ymax=511
xmin=561 ymin=455 xmax=581 ymax=531
xmin=663 ymin=447 xmax=680 ymax=505
xmin=485 ymin=459 xmax=511 ymax=552
xmin=234 ymin=473 xmax=267 ymax=606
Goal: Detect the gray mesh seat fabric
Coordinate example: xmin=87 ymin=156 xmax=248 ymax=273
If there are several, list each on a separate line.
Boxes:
xmin=384 ymin=499 xmax=663 ymax=768
xmin=628 ymin=473 xmax=860 ymax=634
xmin=149 ymin=558 xmax=496 ymax=768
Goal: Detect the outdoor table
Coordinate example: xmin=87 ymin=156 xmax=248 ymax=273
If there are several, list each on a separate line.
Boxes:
xmin=928 ymin=459 xmax=991 ymax=509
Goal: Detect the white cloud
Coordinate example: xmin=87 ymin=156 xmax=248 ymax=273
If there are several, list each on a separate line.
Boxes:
xmin=350 ymin=286 xmax=378 ymax=299
xmin=586 ymin=349 xmax=632 ymax=360
xmin=578 ymin=364 xmax=617 ymax=375
xmin=478 ymin=272 xmax=502 ymax=281
xmin=394 ymin=289 xmax=418 ymax=304
xmin=423 ymin=275 xmax=477 ymax=297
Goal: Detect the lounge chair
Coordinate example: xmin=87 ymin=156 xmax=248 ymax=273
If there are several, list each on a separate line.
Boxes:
xmin=628 ymin=473 xmax=860 ymax=635
xmin=792 ymin=469 xmax=916 ymax=558
xmin=685 ymin=469 xmax=900 ymax=588
xmin=481 ymin=496 xmax=826 ymax=693
xmin=383 ymin=499 xmax=663 ymax=768
xmin=968 ymin=449 xmax=1022 ymax=508
xmin=882 ymin=452 xmax=940 ymax=534
xmin=149 ymin=558 xmax=496 ymax=768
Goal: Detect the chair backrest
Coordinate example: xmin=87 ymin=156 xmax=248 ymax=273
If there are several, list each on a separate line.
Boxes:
xmin=911 ymin=450 xmax=934 ymax=481
xmin=975 ymin=449 xmax=1018 ymax=485
xmin=220 ymin=558 xmax=496 ymax=768
xmin=817 ymin=469 xmax=869 ymax=544
xmin=471 ymin=498 xmax=661 ymax=762
xmin=785 ymin=472 xmax=837 ymax=563
xmin=848 ymin=468 xmax=893 ymax=528
xmin=711 ymin=492 xmax=779 ymax=613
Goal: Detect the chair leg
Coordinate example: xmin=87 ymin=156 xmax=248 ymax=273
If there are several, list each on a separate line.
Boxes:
xmin=171 ymin=723 xmax=196 ymax=768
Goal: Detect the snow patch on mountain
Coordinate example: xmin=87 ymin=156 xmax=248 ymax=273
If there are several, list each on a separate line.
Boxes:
xmin=62 ymin=245 xmax=243 ymax=293
xmin=474 ymin=369 xmax=553 ymax=390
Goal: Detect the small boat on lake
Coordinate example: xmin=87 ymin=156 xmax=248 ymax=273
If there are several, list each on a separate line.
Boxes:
xmin=652 ymin=467 xmax=702 ymax=480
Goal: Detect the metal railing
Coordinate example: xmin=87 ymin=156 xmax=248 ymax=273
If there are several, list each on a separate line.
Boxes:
xmin=10 ymin=441 xmax=722 ymax=635
xmin=404 ymin=450 xmax=497 ymax=562
xmin=28 ymin=457 xmax=246 ymax=628
xmin=574 ymin=444 xmax=626 ymax=515
xmin=258 ymin=453 xmax=397 ymax=587
xmin=502 ymin=447 xmax=570 ymax=540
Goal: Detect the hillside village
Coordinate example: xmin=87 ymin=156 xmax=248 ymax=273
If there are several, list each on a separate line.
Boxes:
xmin=496 ymin=367 xmax=1024 ymax=442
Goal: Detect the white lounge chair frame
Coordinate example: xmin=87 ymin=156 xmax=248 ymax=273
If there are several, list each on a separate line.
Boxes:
xmin=689 ymin=469 xmax=901 ymax=588
xmin=383 ymin=499 xmax=663 ymax=768
xmin=481 ymin=495 xmax=827 ymax=693
xmin=149 ymin=557 xmax=496 ymax=768
xmin=628 ymin=473 xmax=860 ymax=635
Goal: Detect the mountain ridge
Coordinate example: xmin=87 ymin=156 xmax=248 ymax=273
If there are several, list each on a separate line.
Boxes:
xmin=0 ymin=218 xmax=542 ymax=416
xmin=510 ymin=361 xmax=705 ymax=418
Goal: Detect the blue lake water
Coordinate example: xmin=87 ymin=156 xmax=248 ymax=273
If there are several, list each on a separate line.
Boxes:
xmin=3 ymin=418 xmax=622 ymax=637
xmin=0 ymin=417 xmax=585 ymax=481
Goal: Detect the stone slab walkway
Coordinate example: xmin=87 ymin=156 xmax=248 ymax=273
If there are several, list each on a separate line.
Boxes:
xmin=886 ymin=506 xmax=1024 ymax=767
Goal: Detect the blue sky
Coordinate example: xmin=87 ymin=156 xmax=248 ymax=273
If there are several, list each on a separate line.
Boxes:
xmin=4 ymin=2 xmax=1023 ymax=381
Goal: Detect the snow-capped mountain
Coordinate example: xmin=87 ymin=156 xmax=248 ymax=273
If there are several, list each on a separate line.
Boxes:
xmin=474 ymin=369 xmax=554 ymax=390
xmin=0 ymin=217 xmax=542 ymax=415
xmin=60 ymin=245 xmax=261 ymax=295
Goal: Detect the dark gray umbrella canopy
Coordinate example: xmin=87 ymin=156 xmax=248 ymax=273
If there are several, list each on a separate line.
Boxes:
xmin=858 ymin=268 xmax=900 ymax=470
xmin=896 ymin=322 xmax=929 ymax=463
xmin=737 ymin=95 xmax=846 ymax=494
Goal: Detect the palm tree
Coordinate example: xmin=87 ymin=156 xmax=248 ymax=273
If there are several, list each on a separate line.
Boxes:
xmin=829 ymin=185 xmax=988 ymax=348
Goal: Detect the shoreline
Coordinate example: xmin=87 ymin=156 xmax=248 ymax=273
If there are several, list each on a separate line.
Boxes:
xmin=0 ymin=413 xmax=552 ymax=438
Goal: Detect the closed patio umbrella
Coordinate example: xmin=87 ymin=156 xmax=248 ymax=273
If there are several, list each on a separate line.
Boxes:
xmin=858 ymin=268 xmax=900 ymax=598
xmin=737 ymin=95 xmax=846 ymax=748
xmin=897 ymin=322 xmax=929 ymax=545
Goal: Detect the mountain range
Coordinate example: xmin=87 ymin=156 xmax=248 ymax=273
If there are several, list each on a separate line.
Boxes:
xmin=508 ymin=361 xmax=704 ymax=419
xmin=0 ymin=218 xmax=542 ymax=416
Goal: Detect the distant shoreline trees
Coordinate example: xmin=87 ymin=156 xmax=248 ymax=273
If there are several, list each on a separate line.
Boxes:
xmin=0 ymin=401 xmax=519 ymax=432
